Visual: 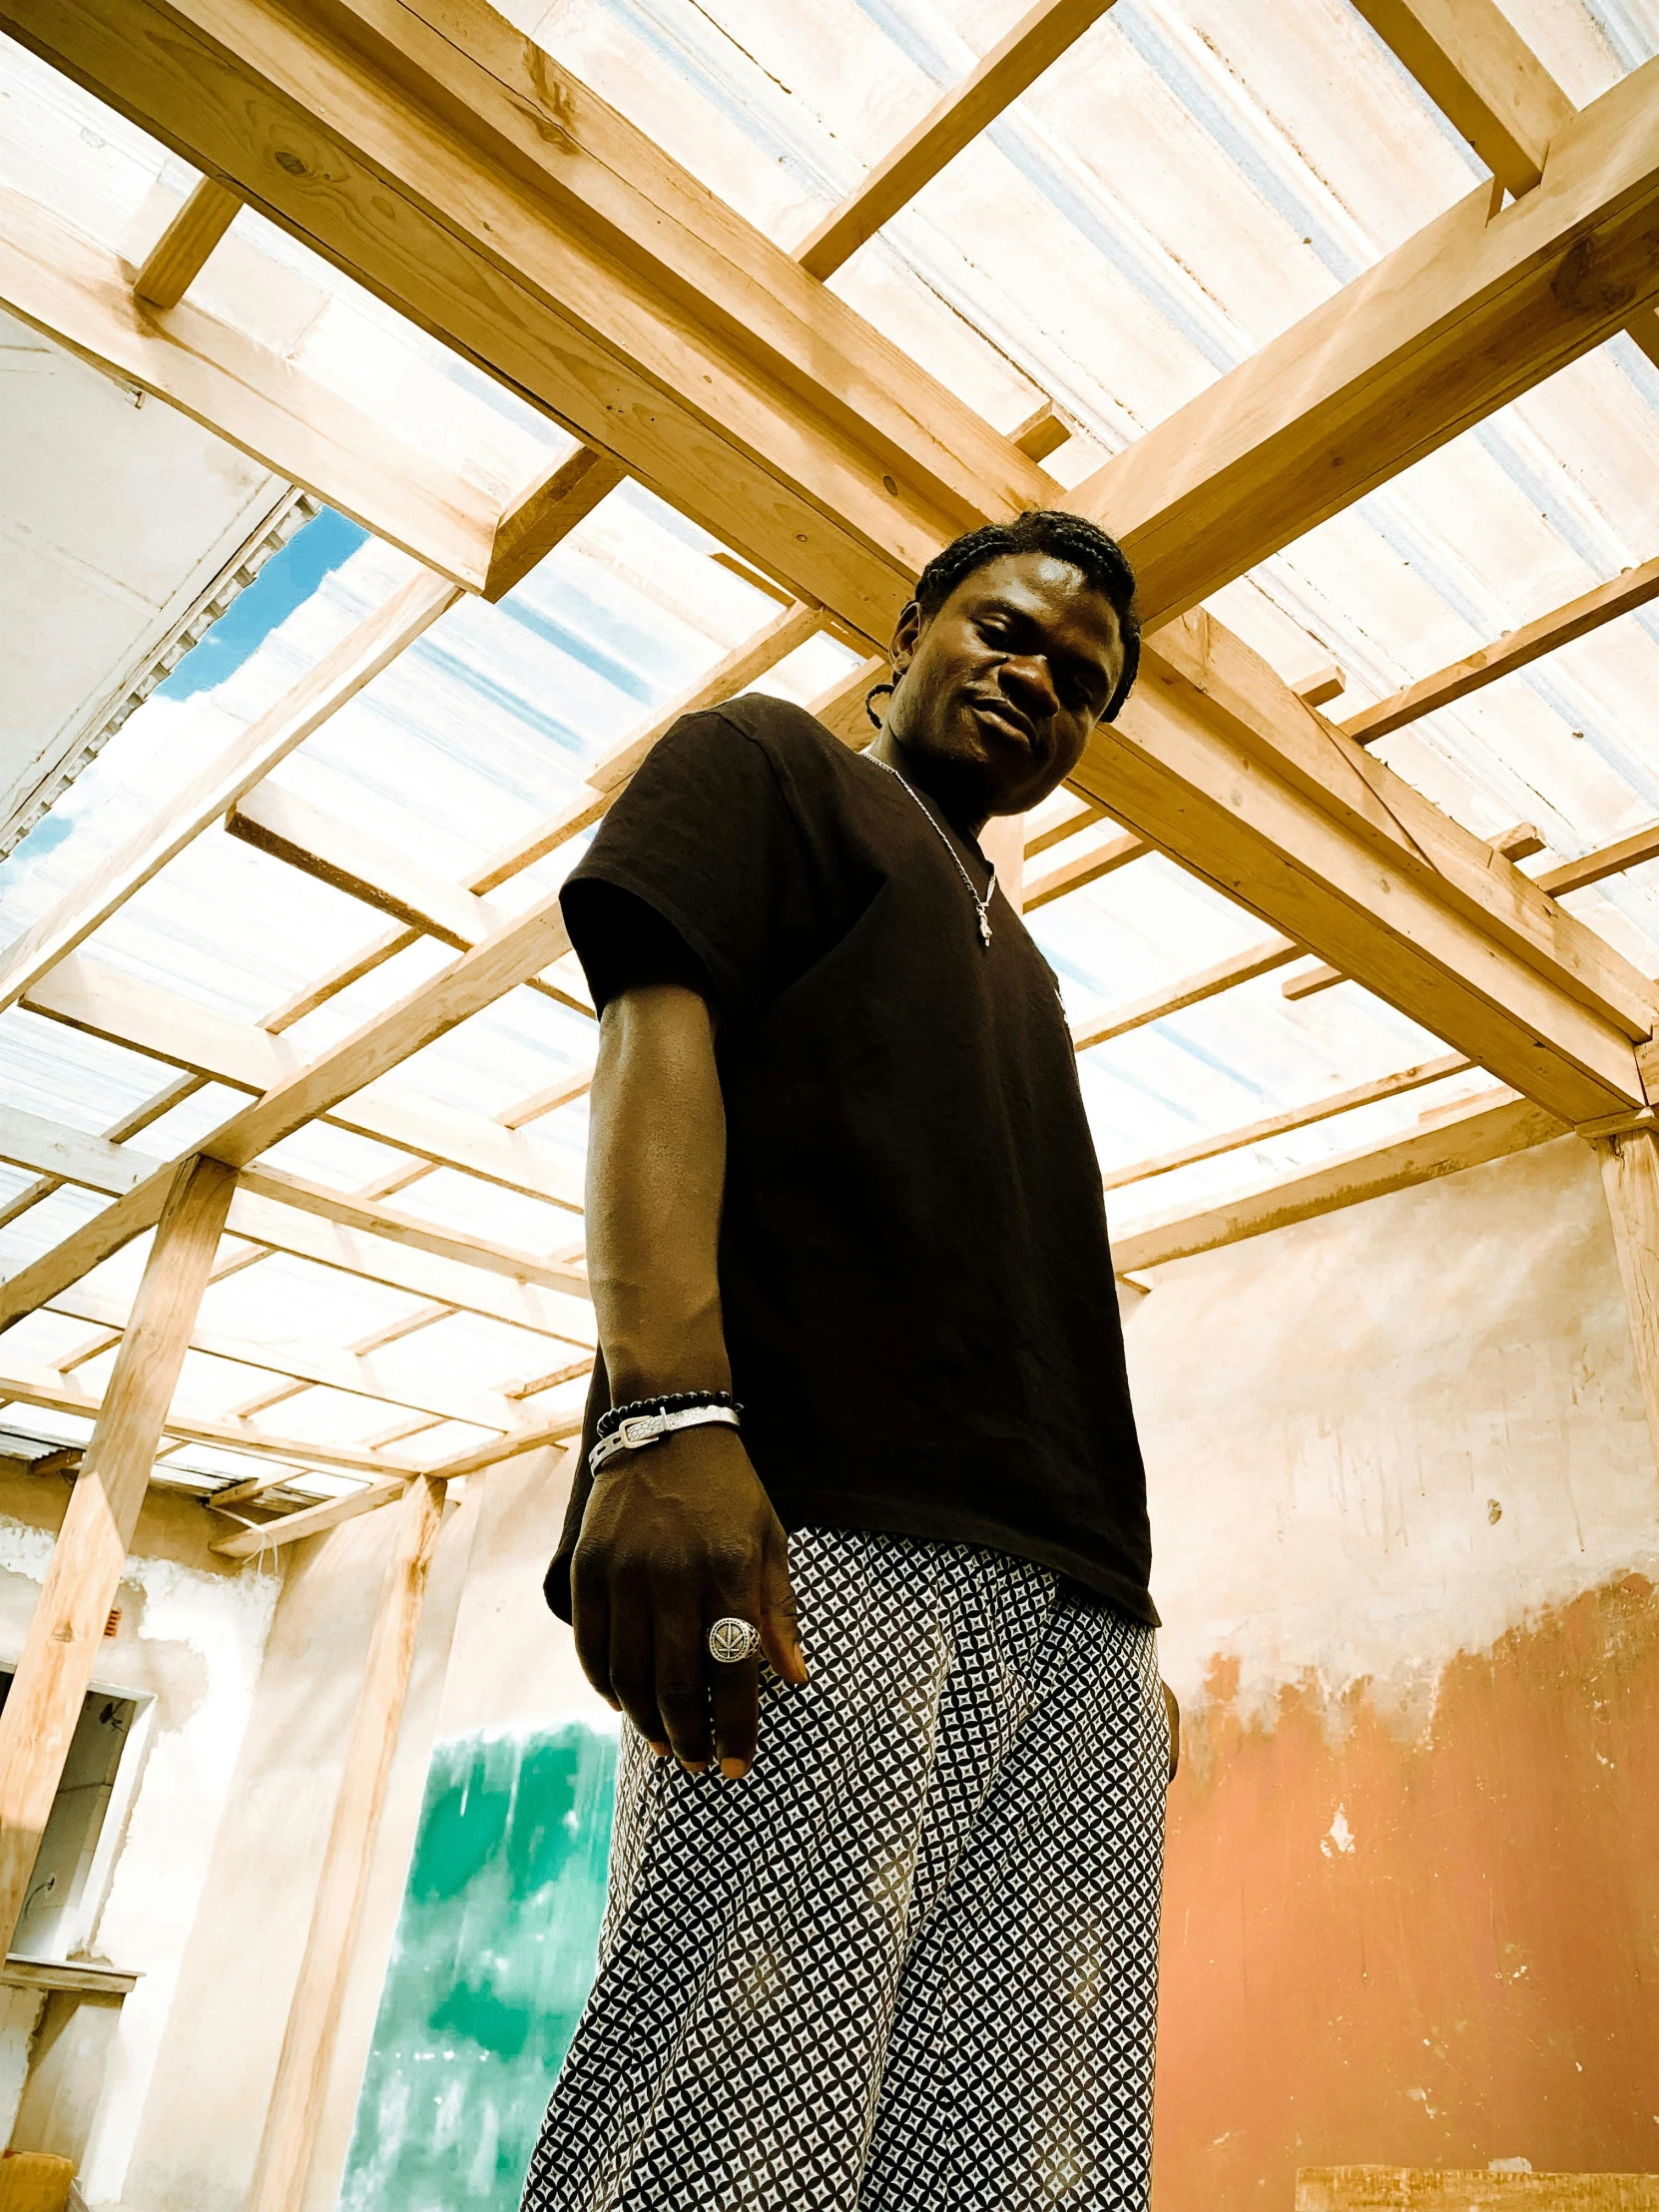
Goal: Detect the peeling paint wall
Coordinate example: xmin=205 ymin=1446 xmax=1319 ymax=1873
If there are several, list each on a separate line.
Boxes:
xmin=0 ymin=1460 xmax=280 ymax=2198
xmin=338 ymin=1446 xmax=618 ymax=2212
xmin=1129 ymin=1133 xmax=1659 ymax=2207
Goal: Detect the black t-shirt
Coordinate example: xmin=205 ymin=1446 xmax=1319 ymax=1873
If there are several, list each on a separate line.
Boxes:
xmin=546 ymin=693 xmax=1155 ymax=1624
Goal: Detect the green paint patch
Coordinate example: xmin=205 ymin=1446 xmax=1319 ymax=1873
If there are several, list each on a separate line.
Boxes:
xmin=339 ymin=1721 xmax=617 ymax=2211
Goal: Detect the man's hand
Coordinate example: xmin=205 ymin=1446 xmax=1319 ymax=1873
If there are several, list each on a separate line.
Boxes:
xmin=572 ymin=1422 xmax=808 ymax=1777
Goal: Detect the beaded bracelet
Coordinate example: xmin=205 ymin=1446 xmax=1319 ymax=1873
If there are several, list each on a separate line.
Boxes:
xmin=595 ymin=1388 xmax=740 ymax=1441
xmin=589 ymin=1391 xmax=743 ymax=1477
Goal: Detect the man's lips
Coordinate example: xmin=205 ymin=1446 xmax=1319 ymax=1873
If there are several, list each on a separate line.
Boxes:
xmin=966 ymin=697 xmax=1038 ymax=749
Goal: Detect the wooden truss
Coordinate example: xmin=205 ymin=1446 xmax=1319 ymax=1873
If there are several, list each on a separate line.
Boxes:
xmin=1 ymin=2 xmax=1659 ymax=2190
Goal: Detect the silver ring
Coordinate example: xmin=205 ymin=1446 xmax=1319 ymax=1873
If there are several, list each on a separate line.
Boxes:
xmin=708 ymin=1616 xmax=761 ymax=1665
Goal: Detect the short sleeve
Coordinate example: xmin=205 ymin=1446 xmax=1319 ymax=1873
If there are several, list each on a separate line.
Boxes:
xmin=560 ymin=709 xmax=816 ymax=1025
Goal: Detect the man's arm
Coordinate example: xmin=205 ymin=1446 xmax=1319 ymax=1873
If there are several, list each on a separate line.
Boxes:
xmin=571 ymin=983 xmax=808 ymax=1777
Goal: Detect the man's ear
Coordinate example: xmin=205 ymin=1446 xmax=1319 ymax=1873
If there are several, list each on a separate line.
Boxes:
xmin=889 ymin=598 xmax=922 ymax=674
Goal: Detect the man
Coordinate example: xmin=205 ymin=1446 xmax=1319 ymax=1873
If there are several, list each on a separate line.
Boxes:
xmin=525 ymin=509 xmax=1167 ymax=2212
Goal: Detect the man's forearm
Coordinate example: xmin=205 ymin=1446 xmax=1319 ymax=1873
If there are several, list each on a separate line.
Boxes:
xmin=585 ymin=983 xmax=730 ymax=1400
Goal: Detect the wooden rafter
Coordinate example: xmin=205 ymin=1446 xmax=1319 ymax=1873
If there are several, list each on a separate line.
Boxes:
xmin=1101 ymin=1052 xmax=1473 ymax=1192
xmin=1023 ymin=830 xmax=1149 ymax=910
xmin=1072 ymin=936 xmax=1302 ymax=1054
xmin=1347 ymin=0 xmax=1659 ymax=371
xmin=1112 ymin=1089 xmax=1565 ymax=1276
xmin=1061 ymin=60 xmax=1659 ymax=624
xmin=0 ymin=1355 xmax=435 ymax=1475
xmin=483 ymin=446 xmax=627 ymax=604
xmin=21 ymin=957 xmax=584 ymax=1209
xmin=131 ymin=174 xmax=242 ymax=306
xmin=795 ymin=0 xmax=1117 ymax=279
xmin=1341 ymin=555 xmax=1659 ymax=746
xmin=1282 ymin=820 xmax=1659 ymax=1003
xmin=0 ymin=568 xmax=459 ymax=1013
xmin=0 ymin=185 xmax=497 ymax=589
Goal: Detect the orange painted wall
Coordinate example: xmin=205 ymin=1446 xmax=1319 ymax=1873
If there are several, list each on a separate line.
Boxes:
xmin=1151 ymin=1576 xmax=1659 ymax=2208
xmin=1125 ymin=1136 xmax=1659 ymax=2209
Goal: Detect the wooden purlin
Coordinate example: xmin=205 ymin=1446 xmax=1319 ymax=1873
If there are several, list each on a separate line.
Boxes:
xmin=132 ymin=174 xmax=242 ymax=305
xmin=1341 ymin=556 xmax=1659 ymax=747
xmin=1101 ymin=1053 xmax=1475 ymax=1193
xmin=1111 ymin=1091 xmax=1566 ymax=1277
xmin=795 ymin=0 xmax=1119 ymax=279
xmin=0 ymin=186 xmax=497 ymax=589
xmin=1061 ymin=59 xmax=1659 ymax=626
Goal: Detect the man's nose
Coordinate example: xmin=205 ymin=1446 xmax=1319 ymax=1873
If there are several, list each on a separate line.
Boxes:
xmin=1001 ymin=655 xmax=1058 ymax=717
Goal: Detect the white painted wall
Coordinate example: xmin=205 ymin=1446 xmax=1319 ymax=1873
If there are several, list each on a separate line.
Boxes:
xmin=0 ymin=1463 xmax=280 ymax=2198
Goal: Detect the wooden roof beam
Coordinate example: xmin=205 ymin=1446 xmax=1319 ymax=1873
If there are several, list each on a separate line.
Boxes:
xmin=1342 ymin=554 xmax=1659 ymax=746
xmin=1347 ymin=0 xmax=1659 ymax=368
xmin=1111 ymin=1088 xmax=1565 ymax=1275
xmin=1283 ymin=818 xmax=1659 ymax=1002
xmin=0 ymin=184 xmax=496 ymax=588
xmin=796 ymin=0 xmax=1118 ymax=279
xmin=21 ymin=956 xmax=584 ymax=1211
xmin=1062 ymin=57 xmax=1659 ymax=624
xmin=1348 ymin=0 xmax=1571 ymax=198
xmin=1102 ymin=1051 xmax=1475 ymax=1192
xmin=0 ymin=569 xmax=459 ymax=1016
xmin=132 ymin=174 xmax=242 ymax=306
xmin=1062 ymin=613 xmax=1656 ymax=1123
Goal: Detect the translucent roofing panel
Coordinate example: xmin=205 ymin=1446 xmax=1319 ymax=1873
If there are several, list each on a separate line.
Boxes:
xmin=6 ymin=0 xmax=1659 ymax=1490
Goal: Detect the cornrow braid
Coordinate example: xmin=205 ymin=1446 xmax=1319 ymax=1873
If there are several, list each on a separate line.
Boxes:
xmin=913 ymin=510 xmax=1141 ymax=720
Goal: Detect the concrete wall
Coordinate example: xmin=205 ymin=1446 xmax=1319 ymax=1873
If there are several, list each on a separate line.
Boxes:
xmin=0 ymin=1460 xmax=281 ymax=2202
xmin=1133 ymin=1132 xmax=1659 ymax=2208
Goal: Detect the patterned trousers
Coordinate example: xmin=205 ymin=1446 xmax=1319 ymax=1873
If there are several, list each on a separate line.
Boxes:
xmin=522 ymin=1527 xmax=1167 ymax=2211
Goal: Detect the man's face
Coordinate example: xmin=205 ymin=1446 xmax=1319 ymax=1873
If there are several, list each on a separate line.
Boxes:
xmin=885 ymin=552 xmax=1126 ymax=819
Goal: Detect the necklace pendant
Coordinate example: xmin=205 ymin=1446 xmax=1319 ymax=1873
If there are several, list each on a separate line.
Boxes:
xmin=978 ymin=909 xmax=993 ymax=947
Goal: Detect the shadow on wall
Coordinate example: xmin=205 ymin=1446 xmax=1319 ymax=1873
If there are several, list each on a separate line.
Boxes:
xmin=339 ymin=1721 xmax=617 ymax=2211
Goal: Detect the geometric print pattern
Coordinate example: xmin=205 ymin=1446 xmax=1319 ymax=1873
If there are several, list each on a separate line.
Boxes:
xmin=522 ymin=1527 xmax=1167 ymax=2210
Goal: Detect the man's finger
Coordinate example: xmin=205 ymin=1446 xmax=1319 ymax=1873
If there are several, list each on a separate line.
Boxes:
xmin=609 ymin=1590 xmax=667 ymax=1755
xmin=570 ymin=1553 xmax=619 ymax=1711
xmin=707 ymin=1581 xmax=761 ymax=1779
xmin=653 ymin=1586 xmax=713 ymax=1773
xmin=760 ymin=1538 xmax=809 ymax=1686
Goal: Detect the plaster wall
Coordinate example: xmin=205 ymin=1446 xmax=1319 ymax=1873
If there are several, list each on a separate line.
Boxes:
xmin=0 ymin=1460 xmax=281 ymax=2202
xmin=118 ymin=1479 xmax=477 ymax=2212
xmin=1132 ymin=1132 xmax=1659 ymax=2208
xmin=337 ymin=1444 xmax=618 ymax=2212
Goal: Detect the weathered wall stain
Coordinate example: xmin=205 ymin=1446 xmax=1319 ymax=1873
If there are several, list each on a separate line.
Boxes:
xmin=339 ymin=1722 xmax=616 ymax=2211
xmin=1152 ymin=1575 xmax=1659 ymax=2212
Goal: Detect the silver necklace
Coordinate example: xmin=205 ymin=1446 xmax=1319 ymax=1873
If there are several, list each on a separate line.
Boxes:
xmin=867 ymin=753 xmax=997 ymax=947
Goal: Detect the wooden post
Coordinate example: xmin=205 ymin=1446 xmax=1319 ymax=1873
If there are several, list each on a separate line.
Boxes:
xmin=0 ymin=1154 xmax=236 ymax=1948
xmin=1594 ymin=1126 xmax=1659 ymax=1455
xmin=247 ymin=1471 xmax=447 ymax=2212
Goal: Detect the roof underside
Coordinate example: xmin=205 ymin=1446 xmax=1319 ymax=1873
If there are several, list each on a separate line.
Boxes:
xmin=1 ymin=0 xmax=1657 ymax=1514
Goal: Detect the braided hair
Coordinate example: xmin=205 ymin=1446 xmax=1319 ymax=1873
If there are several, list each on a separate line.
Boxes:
xmin=912 ymin=510 xmax=1140 ymax=721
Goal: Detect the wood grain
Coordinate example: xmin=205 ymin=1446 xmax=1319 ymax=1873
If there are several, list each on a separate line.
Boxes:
xmin=131 ymin=173 xmax=242 ymax=304
xmin=245 ymin=1472 xmax=446 ymax=2212
xmin=796 ymin=0 xmax=1117 ymax=278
